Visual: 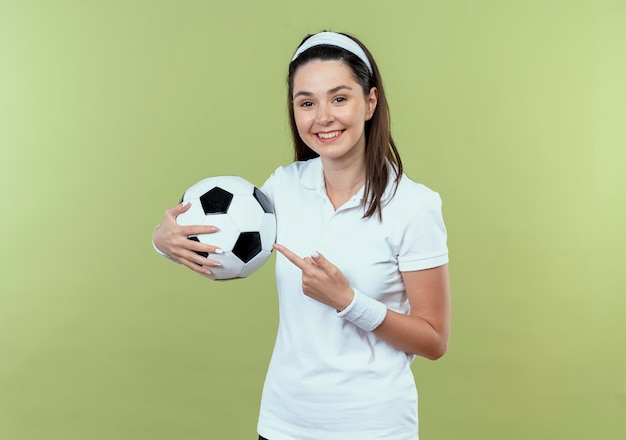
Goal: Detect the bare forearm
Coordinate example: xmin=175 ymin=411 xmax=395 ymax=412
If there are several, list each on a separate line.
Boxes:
xmin=371 ymin=265 xmax=451 ymax=360
xmin=374 ymin=309 xmax=449 ymax=360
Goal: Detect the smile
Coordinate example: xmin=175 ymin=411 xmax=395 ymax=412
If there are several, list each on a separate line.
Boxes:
xmin=316 ymin=130 xmax=343 ymax=140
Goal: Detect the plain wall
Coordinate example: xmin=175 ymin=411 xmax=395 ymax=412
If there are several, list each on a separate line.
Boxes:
xmin=1 ymin=1 xmax=624 ymax=439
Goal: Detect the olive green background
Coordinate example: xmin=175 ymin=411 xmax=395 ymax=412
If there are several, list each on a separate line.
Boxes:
xmin=1 ymin=1 xmax=624 ymax=439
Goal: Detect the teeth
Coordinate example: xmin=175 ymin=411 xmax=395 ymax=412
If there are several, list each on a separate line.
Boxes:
xmin=318 ymin=131 xmax=341 ymax=139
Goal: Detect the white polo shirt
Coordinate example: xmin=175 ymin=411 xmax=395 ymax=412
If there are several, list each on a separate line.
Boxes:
xmin=257 ymin=158 xmax=448 ymax=440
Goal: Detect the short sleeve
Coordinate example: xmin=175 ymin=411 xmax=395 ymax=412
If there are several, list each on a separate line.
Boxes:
xmin=259 ymin=167 xmax=281 ymax=209
xmin=396 ymin=191 xmax=448 ymax=272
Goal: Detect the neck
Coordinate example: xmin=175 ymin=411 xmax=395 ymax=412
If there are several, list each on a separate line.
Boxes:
xmin=321 ymin=158 xmax=366 ymax=209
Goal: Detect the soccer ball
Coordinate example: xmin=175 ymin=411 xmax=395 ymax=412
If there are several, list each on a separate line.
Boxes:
xmin=177 ymin=176 xmax=276 ymax=280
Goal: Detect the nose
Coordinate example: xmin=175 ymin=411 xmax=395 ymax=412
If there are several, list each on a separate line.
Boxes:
xmin=316 ymin=103 xmax=334 ymax=126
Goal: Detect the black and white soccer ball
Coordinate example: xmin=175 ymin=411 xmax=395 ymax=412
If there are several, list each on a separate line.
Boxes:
xmin=176 ymin=176 xmax=276 ymax=280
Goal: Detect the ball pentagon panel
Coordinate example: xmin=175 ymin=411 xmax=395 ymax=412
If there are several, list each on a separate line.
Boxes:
xmin=200 ymin=187 xmax=233 ymax=214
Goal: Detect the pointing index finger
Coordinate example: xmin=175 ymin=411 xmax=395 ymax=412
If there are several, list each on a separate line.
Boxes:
xmin=273 ymin=243 xmax=307 ymax=270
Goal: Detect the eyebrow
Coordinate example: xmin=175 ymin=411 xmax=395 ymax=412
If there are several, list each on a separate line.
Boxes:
xmin=293 ymin=85 xmax=353 ymax=99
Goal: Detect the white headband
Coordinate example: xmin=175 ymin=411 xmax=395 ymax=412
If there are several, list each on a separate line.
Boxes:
xmin=291 ymin=32 xmax=373 ymax=75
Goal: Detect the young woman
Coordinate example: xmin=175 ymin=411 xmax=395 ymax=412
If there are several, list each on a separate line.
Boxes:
xmin=153 ymin=31 xmax=451 ymax=440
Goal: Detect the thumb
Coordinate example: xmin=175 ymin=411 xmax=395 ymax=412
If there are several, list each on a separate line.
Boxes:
xmin=310 ymin=251 xmax=343 ymax=279
xmin=166 ymin=201 xmax=191 ymax=222
xmin=174 ymin=201 xmax=192 ymax=214
xmin=310 ymin=250 xmax=327 ymax=266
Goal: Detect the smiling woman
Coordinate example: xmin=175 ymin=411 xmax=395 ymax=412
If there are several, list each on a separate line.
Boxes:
xmin=291 ymin=60 xmax=378 ymax=176
xmin=152 ymin=31 xmax=450 ymax=440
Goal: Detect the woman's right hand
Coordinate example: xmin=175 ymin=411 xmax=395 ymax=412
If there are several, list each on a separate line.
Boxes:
xmin=152 ymin=202 xmax=222 ymax=276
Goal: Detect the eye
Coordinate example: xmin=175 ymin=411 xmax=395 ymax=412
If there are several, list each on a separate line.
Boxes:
xmin=297 ymin=100 xmax=314 ymax=108
xmin=333 ymin=96 xmax=347 ymax=104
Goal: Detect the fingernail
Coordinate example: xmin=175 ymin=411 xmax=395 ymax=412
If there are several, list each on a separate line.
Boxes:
xmin=211 ymin=262 xmax=222 ymax=267
xmin=215 ymin=248 xmax=224 ymax=254
xmin=311 ymin=251 xmax=320 ymax=259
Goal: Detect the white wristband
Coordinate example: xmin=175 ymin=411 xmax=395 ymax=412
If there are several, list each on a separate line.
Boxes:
xmin=337 ymin=289 xmax=387 ymax=331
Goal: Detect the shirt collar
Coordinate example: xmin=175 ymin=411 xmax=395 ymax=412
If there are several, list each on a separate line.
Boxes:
xmin=299 ymin=157 xmax=366 ymax=205
xmin=299 ymin=157 xmax=324 ymax=190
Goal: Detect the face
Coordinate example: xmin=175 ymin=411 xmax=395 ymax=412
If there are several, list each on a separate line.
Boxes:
xmin=291 ymin=60 xmax=377 ymax=163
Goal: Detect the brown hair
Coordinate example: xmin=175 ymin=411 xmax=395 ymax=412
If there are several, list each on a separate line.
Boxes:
xmin=287 ymin=32 xmax=403 ymax=220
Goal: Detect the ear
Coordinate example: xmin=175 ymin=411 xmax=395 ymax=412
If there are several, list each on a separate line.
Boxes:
xmin=365 ymin=87 xmax=378 ymax=121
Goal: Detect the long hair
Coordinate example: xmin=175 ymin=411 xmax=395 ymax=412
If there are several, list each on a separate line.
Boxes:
xmin=287 ymin=32 xmax=403 ymax=220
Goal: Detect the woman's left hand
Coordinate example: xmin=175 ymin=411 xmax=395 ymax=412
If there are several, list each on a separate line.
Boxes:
xmin=273 ymin=243 xmax=354 ymax=311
